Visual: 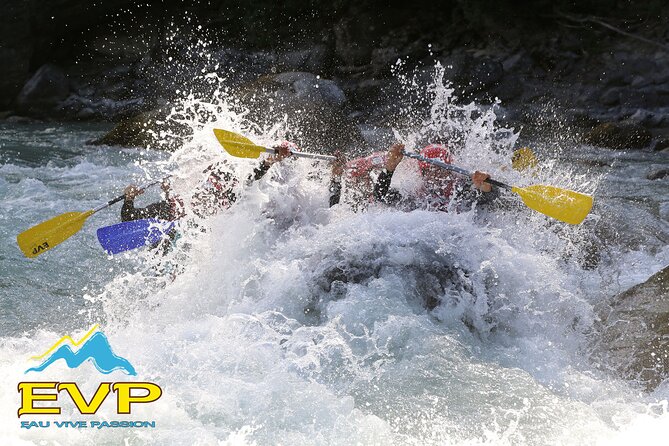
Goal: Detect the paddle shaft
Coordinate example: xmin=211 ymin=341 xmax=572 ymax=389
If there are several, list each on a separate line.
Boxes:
xmin=401 ymin=151 xmax=512 ymax=190
xmin=263 ymin=146 xmax=335 ymax=161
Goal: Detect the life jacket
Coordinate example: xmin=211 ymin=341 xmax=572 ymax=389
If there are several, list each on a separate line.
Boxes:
xmin=416 ymin=144 xmax=456 ymax=210
xmin=418 ymin=144 xmax=454 ymax=172
xmin=345 ymin=151 xmax=387 ymax=179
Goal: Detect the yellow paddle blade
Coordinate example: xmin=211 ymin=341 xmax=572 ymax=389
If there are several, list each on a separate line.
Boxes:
xmin=511 ymin=185 xmax=593 ymax=225
xmin=17 ymin=211 xmax=94 ymax=258
xmin=512 ymin=147 xmax=539 ymax=171
xmin=213 ymin=129 xmax=269 ymax=159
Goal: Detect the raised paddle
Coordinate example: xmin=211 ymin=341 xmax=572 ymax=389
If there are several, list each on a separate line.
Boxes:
xmin=402 ymin=151 xmax=593 ymax=225
xmin=97 ymin=219 xmax=175 ymax=255
xmin=17 ymin=177 xmax=170 ymax=258
xmin=213 ymin=129 xmax=336 ymax=161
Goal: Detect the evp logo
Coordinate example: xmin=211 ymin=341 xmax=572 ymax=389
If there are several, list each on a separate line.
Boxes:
xmin=18 ymin=325 xmax=162 ymax=419
xmin=31 ymin=241 xmax=49 ymax=256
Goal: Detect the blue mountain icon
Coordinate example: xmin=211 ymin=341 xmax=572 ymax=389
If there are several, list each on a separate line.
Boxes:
xmin=26 ymin=331 xmax=136 ymax=375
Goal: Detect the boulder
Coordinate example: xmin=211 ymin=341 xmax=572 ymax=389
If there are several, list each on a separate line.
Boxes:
xmin=90 ymin=106 xmax=191 ymax=151
xmin=271 ymin=72 xmax=347 ymax=108
xmin=0 ymin=1 xmax=32 ymax=108
xmin=58 ymin=94 xmax=147 ymax=121
xmin=598 ymin=88 xmax=620 ymax=106
xmin=440 ymin=52 xmax=504 ymax=96
xmin=647 ymin=169 xmax=669 ymax=181
xmin=489 ymin=74 xmax=525 ymax=102
xmin=627 ymin=109 xmax=668 ymax=128
xmin=583 ymin=122 xmax=652 ymax=150
xmin=654 ymin=137 xmax=669 ymax=152
xmin=236 ymin=72 xmax=365 ymax=152
xmin=333 ymin=16 xmax=374 ymax=66
xmin=15 ymin=64 xmax=70 ymax=116
xmin=277 ymin=45 xmax=329 ymax=73
xmin=590 ymin=266 xmax=669 ymax=391
xmin=369 ymin=47 xmax=400 ymax=77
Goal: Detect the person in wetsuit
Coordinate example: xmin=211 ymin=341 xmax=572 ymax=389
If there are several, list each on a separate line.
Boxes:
xmin=121 ymin=179 xmax=184 ymax=222
xmin=329 ymin=143 xmax=498 ymax=210
xmin=122 ymin=143 xmax=295 ymax=221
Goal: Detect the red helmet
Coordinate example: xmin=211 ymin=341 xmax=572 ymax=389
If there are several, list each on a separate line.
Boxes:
xmin=418 ymin=144 xmax=453 ymax=173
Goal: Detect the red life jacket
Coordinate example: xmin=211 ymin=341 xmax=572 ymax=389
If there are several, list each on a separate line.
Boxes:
xmin=417 ymin=144 xmax=456 ymax=210
xmin=345 ymin=151 xmax=388 ymax=179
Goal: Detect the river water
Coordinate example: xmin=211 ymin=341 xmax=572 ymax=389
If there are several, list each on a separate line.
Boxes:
xmin=1 ymin=73 xmax=668 ymax=445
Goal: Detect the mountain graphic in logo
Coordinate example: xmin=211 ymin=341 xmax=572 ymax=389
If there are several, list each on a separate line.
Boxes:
xmin=26 ymin=325 xmax=136 ymax=376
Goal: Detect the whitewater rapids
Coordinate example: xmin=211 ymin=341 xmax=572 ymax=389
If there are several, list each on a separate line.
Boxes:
xmin=1 ymin=78 xmax=669 ymax=445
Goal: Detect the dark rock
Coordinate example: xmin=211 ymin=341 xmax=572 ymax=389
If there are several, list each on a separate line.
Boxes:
xmin=15 ymin=64 xmax=70 ymax=116
xmin=440 ymin=53 xmax=504 ymax=96
xmin=654 ymin=137 xmax=669 ymax=152
xmin=501 ymin=52 xmax=527 ymax=72
xmin=631 ymin=75 xmax=652 ymax=88
xmin=583 ymin=122 xmax=652 ymax=150
xmin=563 ymin=109 xmax=600 ymax=129
xmin=0 ymin=1 xmax=32 ymax=109
xmin=590 ymin=266 xmax=669 ymax=391
xmin=86 ymin=30 xmax=156 ymax=61
xmin=271 ymin=72 xmax=347 ymax=108
xmin=599 ymin=88 xmax=620 ymax=106
xmin=647 ymin=169 xmax=669 ymax=180
xmin=0 ymin=0 xmax=668 ymax=132
xmin=628 ymin=109 xmax=669 ymax=128
xmin=210 ymin=49 xmax=274 ymax=87
xmin=277 ymin=45 xmax=329 ymax=73
xmin=370 ymin=47 xmax=400 ymax=76
xmin=58 ymin=94 xmax=147 ymax=121
xmin=90 ymin=106 xmax=191 ymax=151
xmin=4 ymin=115 xmax=37 ymax=124
xmin=618 ymin=58 xmax=658 ymax=81
xmin=334 ymin=16 xmax=374 ymax=66
xmin=237 ymin=72 xmax=365 ymax=152
xmin=489 ymin=74 xmax=524 ymax=102
xmin=619 ymin=87 xmax=669 ymax=109
xmin=651 ymin=69 xmax=669 ymax=86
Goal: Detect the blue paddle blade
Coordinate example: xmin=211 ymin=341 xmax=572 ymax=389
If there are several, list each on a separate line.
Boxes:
xmin=96 ymin=219 xmax=175 ymax=255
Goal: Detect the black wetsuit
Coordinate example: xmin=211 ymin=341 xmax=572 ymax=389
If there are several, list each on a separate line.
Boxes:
xmin=121 ymin=198 xmax=177 ymax=222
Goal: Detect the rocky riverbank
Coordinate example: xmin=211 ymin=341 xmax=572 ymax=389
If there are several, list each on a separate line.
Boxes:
xmin=2 ymin=1 xmax=669 ymax=152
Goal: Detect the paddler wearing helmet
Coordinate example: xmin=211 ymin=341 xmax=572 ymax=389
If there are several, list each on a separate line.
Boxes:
xmin=373 ymin=142 xmax=498 ymax=211
xmin=329 ymin=142 xmax=498 ymax=211
xmin=328 ymin=149 xmax=386 ymax=209
xmin=191 ymin=141 xmax=296 ymax=216
xmin=123 ymin=142 xmax=295 ymax=221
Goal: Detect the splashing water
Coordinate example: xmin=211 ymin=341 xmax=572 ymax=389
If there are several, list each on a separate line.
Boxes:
xmin=1 ymin=51 xmax=669 ymax=446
